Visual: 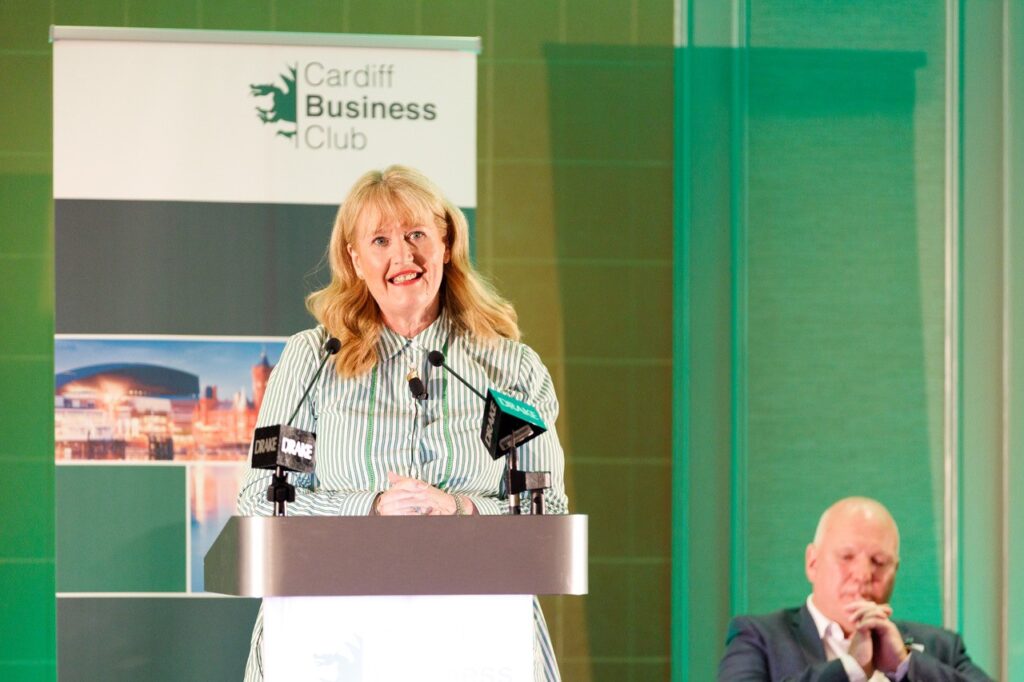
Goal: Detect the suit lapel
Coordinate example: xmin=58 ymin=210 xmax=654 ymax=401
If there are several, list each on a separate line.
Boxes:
xmin=792 ymin=605 xmax=828 ymax=663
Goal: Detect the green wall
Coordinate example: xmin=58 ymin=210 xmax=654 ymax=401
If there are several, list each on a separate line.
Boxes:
xmin=674 ymin=1 xmax=1024 ymax=679
xmin=0 ymin=1 xmax=56 ymax=680
xmin=2 ymin=1 xmax=674 ymax=681
xmin=3 ymin=1 xmax=1023 ymax=681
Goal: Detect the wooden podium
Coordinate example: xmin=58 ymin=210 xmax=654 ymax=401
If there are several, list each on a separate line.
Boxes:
xmin=205 ymin=515 xmax=588 ymax=681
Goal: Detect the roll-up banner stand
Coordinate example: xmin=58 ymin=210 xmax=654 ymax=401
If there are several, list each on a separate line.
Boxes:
xmin=52 ymin=27 xmax=478 ymax=678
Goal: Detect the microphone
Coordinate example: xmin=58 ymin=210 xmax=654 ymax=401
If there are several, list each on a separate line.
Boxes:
xmin=427 ymin=349 xmax=546 ymax=459
xmin=250 ymin=335 xmax=340 ymax=515
xmin=428 ymin=349 xmax=553 ymax=514
xmin=406 ymin=368 xmax=428 ymax=400
xmin=428 ymin=350 xmax=484 ymax=399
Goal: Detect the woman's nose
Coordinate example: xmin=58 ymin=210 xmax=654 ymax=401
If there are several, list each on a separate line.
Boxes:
xmin=391 ymin=238 xmax=414 ymax=262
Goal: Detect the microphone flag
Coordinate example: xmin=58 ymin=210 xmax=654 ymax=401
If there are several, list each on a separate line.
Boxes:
xmin=480 ymin=388 xmax=547 ymax=459
xmin=250 ymin=424 xmax=316 ymax=474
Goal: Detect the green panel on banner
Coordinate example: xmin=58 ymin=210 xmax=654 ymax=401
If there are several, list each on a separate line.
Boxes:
xmin=0 ymin=357 xmax=53 ymax=460
xmin=57 ymin=597 xmax=259 ymax=682
xmin=56 ymin=466 xmax=186 ymax=592
xmin=0 ymin=562 xmax=55 ymax=663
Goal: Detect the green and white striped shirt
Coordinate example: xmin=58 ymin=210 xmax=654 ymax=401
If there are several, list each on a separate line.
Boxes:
xmin=238 ymin=309 xmax=567 ymax=680
xmin=238 ymin=309 xmax=567 ymax=517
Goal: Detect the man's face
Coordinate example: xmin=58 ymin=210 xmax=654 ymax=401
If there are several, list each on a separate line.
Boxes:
xmin=805 ymin=506 xmax=899 ymax=634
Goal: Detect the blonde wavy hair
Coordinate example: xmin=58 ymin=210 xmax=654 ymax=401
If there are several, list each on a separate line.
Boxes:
xmin=306 ymin=165 xmax=520 ymax=377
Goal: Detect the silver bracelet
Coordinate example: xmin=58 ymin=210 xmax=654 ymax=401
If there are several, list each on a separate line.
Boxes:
xmin=453 ymin=493 xmax=466 ymax=516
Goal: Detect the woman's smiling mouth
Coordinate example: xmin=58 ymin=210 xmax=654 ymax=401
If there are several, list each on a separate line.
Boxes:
xmin=390 ymin=271 xmax=422 ymax=285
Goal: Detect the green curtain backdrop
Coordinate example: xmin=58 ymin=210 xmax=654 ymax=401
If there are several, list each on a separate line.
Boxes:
xmin=673 ymin=1 xmax=1024 ymax=680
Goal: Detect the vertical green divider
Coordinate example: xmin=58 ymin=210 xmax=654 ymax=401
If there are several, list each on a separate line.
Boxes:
xmin=673 ymin=9 xmax=740 ymax=678
xmin=670 ymin=19 xmax=693 ymax=682
xmin=728 ymin=0 xmax=750 ymax=617
xmin=958 ymin=1 xmax=1004 ymax=674
xmin=1005 ymin=2 xmax=1024 ymax=678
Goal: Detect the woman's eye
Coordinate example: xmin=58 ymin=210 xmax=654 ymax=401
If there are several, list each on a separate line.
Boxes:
xmin=372 ymin=236 xmax=388 ymax=247
xmin=408 ymin=230 xmax=425 ymax=240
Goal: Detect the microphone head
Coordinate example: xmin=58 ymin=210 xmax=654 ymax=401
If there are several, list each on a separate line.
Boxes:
xmin=427 ymin=350 xmax=445 ymax=367
xmin=324 ymin=337 xmax=341 ymax=355
xmin=408 ymin=377 xmax=428 ymax=400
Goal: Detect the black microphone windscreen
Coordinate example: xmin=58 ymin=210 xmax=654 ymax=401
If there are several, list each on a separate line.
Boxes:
xmin=324 ymin=337 xmax=341 ymax=354
xmin=427 ymin=350 xmax=445 ymax=367
xmin=408 ymin=376 xmax=428 ymax=400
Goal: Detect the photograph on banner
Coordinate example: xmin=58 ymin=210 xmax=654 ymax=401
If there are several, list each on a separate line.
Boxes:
xmin=190 ymin=463 xmax=248 ymax=593
xmin=55 ymin=336 xmax=286 ymax=463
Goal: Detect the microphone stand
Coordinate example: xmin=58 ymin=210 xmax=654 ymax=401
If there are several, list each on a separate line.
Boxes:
xmin=260 ymin=337 xmax=339 ymax=517
xmin=507 ymin=445 xmax=521 ymax=515
xmin=428 ymin=349 xmax=552 ymax=515
xmin=504 ymin=437 xmax=552 ymax=516
xmin=268 ymin=465 xmax=296 ymax=517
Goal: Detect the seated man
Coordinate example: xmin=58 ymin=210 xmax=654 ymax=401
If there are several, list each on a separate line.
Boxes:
xmin=718 ymin=497 xmax=993 ymax=681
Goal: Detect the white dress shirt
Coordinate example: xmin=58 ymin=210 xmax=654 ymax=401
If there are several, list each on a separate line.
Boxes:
xmin=806 ymin=596 xmax=911 ymax=682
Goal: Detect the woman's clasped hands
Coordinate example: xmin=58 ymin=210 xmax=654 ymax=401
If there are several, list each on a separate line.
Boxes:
xmin=373 ymin=471 xmax=472 ymax=516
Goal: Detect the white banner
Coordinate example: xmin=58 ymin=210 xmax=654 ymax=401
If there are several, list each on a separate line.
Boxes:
xmin=53 ymin=30 xmax=477 ymax=206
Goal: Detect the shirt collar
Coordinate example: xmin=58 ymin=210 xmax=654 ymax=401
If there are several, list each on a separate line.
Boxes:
xmin=376 ymin=308 xmax=453 ymax=363
xmin=806 ymin=595 xmax=846 ymax=643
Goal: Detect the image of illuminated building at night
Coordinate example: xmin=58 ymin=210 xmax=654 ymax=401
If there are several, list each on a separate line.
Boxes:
xmin=55 ymin=339 xmax=284 ymax=462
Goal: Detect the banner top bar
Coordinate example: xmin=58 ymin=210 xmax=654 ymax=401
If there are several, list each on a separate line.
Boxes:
xmin=50 ymin=25 xmax=482 ymax=53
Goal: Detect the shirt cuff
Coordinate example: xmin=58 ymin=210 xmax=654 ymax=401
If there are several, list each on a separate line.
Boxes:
xmin=887 ymin=652 xmax=911 ymax=681
xmin=837 ymin=653 xmax=869 ymax=682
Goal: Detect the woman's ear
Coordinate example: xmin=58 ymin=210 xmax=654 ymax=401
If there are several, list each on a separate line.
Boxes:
xmin=347 ymin=244 xmax=364 ymax=279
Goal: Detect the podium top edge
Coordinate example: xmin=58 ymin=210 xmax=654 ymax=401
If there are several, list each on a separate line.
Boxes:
xmin=205 ymin=514 xmax=588 ymax=597
xmin=50 ymin=26 xmax=482 ymax=54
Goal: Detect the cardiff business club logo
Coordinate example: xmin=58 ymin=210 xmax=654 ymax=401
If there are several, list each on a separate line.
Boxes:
xmin=250 ymin=65 xmax=298 ymax=139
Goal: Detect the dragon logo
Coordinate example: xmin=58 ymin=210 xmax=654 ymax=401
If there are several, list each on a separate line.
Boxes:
xmin=250 ymin=65 xmax=298 ymax=139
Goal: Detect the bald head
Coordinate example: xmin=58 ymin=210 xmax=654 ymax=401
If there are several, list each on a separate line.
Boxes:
xmin=813 ymin=497 xmax=900 ymax=559
xmin=805 ymin=497 xmax=901 ymax=633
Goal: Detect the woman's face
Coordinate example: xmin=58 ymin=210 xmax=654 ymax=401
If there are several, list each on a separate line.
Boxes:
xmin=346 ymin=211 xmax=449 ymax=329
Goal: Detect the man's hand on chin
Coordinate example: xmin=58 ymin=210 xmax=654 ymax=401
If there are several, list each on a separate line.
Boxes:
xmin=844 ymin=600 xmax=908 ymax=674
xmin=848 ymin=626 xmax=876 ymax=677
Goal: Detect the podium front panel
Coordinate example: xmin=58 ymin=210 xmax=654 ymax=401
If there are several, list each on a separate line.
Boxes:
xmin=205 ymin=514 xmax=588 ymax=597
xmin=263 ymin=595 xmax=533 ymax=681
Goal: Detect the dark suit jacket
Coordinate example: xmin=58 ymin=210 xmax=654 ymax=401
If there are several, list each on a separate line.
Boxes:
xmin=717 ymin=605 xmax=994 ymax=681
